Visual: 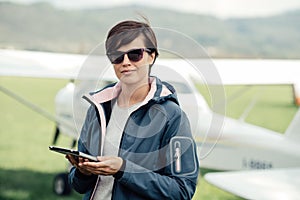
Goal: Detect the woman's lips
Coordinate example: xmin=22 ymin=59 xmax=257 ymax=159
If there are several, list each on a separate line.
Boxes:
xmin=121 ymin=69 xmax=136 ymax=75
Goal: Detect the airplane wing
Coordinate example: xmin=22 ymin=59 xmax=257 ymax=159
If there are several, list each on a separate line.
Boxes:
xmin=1 ymin=49 xmax=300 ymax=81
xmin=159 ymin=58 xmax=300 ymax=105
xmin=211 ymin=59 xmax=300 ymax=85
xmin=1 ymin=49 xmax=300 ymax=83
xmin=0 ymin=49 xmax=88 ymax=142
xmin=211 ymin=59 xmax=300 ymax=106
xmin=0 ymin=49 xmax=117 ymax=143
xmin=0 ymin=49 xmax=86 ymax=79
xmin=204 ymin=168 xmax=300 ymax=200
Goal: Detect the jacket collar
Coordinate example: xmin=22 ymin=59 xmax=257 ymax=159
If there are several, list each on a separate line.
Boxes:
xmin=84 ymin=76 xmax=177 ymax=106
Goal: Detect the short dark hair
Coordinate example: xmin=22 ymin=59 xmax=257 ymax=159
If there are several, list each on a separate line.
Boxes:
xmin=105 ymin=20 xmax=159 ymax=66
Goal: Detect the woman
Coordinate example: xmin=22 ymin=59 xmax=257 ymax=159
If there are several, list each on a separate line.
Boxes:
xmin=67 ymin=20 xmax=199 ymax=200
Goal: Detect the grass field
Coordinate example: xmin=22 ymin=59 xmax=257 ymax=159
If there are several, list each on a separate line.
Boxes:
xmin=0 ymin=77 xmax=298 ymax=200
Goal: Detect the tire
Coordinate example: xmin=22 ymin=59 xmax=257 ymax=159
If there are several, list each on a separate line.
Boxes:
xmin=53 ymin=173 xmax=72 ymax=195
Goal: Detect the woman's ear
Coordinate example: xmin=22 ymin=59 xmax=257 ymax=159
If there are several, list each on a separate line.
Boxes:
xmin=148 ymin=52 xmax=156 ymax=65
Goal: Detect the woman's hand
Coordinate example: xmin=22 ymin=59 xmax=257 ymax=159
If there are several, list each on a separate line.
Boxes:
xmin=66 ymin=155 xmax=123 ymax=176
xmin=65 ymin=154 xmax=92 ymax=176
xmin=81 ymin=156 xmax=123 ymax=176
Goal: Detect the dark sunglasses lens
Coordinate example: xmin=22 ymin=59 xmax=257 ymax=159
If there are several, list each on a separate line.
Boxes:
xmin=110 ymin=49 xmax=144 ymax=64
xmin=128 ymin=49 xmax=144 ymax=62
xmin=111 ymin=54 xmax=124 ymax=64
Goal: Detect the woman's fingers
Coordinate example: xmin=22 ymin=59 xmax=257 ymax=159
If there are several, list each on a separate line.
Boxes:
xmin=81 ymin=156 xmax=123 ymax=175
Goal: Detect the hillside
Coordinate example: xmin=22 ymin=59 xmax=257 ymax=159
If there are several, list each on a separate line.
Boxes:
xmin=0 ymin=2 xmax=299 ymax=58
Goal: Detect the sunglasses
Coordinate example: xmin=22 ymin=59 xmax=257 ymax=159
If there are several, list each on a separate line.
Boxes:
xmin=107 ymin=48 xmax=152 ymax=64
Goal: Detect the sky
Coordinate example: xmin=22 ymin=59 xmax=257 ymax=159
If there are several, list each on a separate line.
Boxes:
xmin=2 ymin=0 xmax=300 ymax=18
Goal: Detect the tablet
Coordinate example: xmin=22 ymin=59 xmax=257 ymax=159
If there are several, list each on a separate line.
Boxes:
xmin=49 ymin=146 xmax=98 ymax=162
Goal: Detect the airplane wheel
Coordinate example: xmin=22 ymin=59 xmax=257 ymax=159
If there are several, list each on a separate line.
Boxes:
xmin=53 ymin=173 xmax=71 ymax=195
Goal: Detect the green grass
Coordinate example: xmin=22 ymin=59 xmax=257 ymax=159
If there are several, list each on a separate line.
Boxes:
xmin=0 ymin=77 xmax=298 ymax=200
xmin=0 ymin=77 xmax=83 ymax=199
xmin=197 ymin=84 xmax=298 ymax=133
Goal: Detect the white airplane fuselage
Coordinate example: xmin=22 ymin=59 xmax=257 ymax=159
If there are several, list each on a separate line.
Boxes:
xmin=55 ymin=76 xmax=300 ymax=172
xmin=197 ymin=112 xmax=300 ymax=170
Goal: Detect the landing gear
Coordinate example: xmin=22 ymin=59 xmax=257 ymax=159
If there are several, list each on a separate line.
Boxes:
xmin=53 ymin=173 xmax=71 ymax=195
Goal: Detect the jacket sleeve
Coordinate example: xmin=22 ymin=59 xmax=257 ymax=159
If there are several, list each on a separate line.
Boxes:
xmin=114 ymin=106 xmax=199 ymax=199
xmin=68 ymin=106 xmax=98 ymax=194
xmin=68 ymin=140 xmax=98 ymax=194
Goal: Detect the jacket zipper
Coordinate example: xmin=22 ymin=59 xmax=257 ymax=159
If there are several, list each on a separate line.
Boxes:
xmin=82 ymin=96 xmax=107 ymax=200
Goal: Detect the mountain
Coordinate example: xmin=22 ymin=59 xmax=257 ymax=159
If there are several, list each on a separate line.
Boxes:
xmin=0 ymin=2 xmax=299 ymax=58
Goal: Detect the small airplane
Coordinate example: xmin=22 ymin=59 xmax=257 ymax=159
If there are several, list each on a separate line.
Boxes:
xmin=1 ymin=48 xmax=300 ymax=199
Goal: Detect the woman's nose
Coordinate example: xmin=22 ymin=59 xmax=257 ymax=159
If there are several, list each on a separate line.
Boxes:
xmin=122 ymin=54 xmax=131 ymax=66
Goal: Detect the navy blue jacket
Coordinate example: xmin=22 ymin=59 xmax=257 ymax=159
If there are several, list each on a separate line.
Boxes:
xmin=68 ymin=77 xmax=199 ymax=200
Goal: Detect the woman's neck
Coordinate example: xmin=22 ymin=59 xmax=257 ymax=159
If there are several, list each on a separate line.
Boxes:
xmin=118 ymin=82 xmax=150 ymax=107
